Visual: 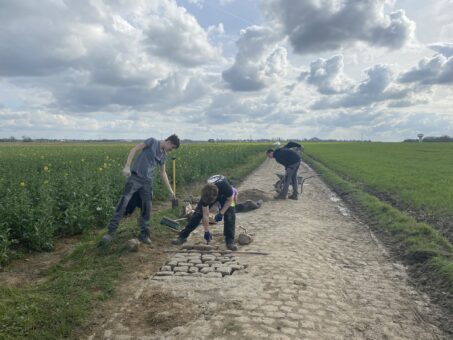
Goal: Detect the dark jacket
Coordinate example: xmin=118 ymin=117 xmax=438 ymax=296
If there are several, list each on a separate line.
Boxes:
xmin=273 ymin=148 xmax=301 ymax=168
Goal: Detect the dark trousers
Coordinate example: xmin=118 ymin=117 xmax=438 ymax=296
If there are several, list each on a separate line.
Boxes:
xmin=179 ymin=204 xmax=236 ymax=244
xmin=108 ymin=175 xmax=152 ymax=236
xmin=280 ymin=161 xmax=300 ymax=197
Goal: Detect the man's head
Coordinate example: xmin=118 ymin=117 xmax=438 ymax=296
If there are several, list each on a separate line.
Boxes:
xmin=201 ymin=184 xmax=218 ymax=205
xmin=162 ymin=134 xmax=180 ymax=151
xmin=266 ymin=149 xmax=274 ymax=159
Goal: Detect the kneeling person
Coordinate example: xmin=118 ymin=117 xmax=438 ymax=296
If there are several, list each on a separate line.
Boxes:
xmin=172 ymin=175 xmax=238 ymax=251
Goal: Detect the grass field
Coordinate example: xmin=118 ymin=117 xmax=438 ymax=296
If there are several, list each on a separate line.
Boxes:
xmin=0 ymin=142 xmax=269 ymax=264
xmin=304 ymin=142 xmax=453 ymax=232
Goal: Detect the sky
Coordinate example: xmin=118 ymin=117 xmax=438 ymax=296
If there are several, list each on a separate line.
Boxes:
xmin=0 ymin=0 xmax=452 ymax=141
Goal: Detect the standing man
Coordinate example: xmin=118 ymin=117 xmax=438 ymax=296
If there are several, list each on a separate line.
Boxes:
xmin=102 ymin=134 xmax=180 ymax=245
xmin=266 ymin=141 xmax=302 ymax=200
xmin=171 ymin=175 xmax=238 ymax=251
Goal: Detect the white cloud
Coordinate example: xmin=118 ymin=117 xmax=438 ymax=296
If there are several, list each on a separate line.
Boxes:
xmin=303 ymin=55 xmax=353 ymax=94
xmin=139 ymin=1 xmax=221 ymax=67
xmin=222 ymin=25 xmax=287 ymax=91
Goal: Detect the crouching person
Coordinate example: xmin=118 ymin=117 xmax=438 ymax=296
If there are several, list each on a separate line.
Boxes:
xmin=172 ymin=175 xmax=238 ymax=251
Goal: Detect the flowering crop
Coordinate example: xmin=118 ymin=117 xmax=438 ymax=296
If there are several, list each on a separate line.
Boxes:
xmin=0 ymin=142 xmax=268 ymax=263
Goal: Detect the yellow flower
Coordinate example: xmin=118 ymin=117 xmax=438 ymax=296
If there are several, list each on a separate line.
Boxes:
xmin=98 ymin=167 xmax=103 ymax=172
xmin=20 ymin=181 xmax=26 ymax=187
xmin=43 ymin=165 xmax=49 ymax=172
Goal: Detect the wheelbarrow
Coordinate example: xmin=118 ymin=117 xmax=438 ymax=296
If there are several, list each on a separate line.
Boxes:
xmin=274 ymin=173 xmax=320 ymax=194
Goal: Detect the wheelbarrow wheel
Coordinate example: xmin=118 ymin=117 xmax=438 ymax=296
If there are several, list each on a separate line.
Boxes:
xmin=274 ymin=179 xmax=284 ymax=194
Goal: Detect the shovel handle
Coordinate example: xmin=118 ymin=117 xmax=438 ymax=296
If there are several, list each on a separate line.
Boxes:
xmin=172 ymin=157 xmax=176 ymax=195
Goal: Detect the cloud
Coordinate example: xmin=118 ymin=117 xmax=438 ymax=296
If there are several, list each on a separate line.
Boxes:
xmin=223 ymin=0 xmax=416 ymax=93
xmin=140 ymin=1 xmax=221 ymax=67
xmin=222 ymin=25 xmax=287 ymax=91
xmin=205 ymin=92 xmax=277 ymax=123
xmin=429 ymin=42 xmax=453 ymax=58
xmin=399 ymin=53 xmax=453 ymax=85
xmin=304 ymin=55 xmax=352 ymax=94
xmin=312 ymin=64 xmax=413 ymax=109
xmin=263 ymin=0 xmax=415 ymax=54
xmin=0 ymin=0 xmax=221 ymax=112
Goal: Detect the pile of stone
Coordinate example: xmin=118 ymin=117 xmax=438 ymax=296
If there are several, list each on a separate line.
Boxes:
xmin=153 ymin=250 xmax=246 ymax=279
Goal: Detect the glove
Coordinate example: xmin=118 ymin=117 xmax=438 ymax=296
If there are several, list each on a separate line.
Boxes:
xmin=215 ymin=213 xmax=223 ymax=222
xmin=121 ymin=165 xmax=131 ymax=177
xmin=204 ymin=231 xmax=212 ymax=243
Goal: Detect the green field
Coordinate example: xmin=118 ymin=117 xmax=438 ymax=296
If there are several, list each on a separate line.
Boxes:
xmin=0 ymin=142 xmax=269 ymax=264
xmin=304 ymin=142 xmax=453 ymax=299
xmin=305 ymin=142 xmax=453 ymax=231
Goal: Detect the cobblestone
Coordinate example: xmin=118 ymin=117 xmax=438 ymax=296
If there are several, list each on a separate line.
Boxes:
xmin=91 ymin=160 xmax=447 ymax=340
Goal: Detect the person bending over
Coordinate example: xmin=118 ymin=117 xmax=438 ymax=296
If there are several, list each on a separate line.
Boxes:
xmin=172 ymin=175 xmax=238 ymax=251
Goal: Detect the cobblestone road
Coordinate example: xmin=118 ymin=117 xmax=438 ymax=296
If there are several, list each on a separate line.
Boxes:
xmin=92 ymin=159 xmax=447 ymax=339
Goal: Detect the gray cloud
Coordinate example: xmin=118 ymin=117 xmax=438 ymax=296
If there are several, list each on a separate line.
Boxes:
xmin=399 ymin=49 xmax=453 ymax=85
xmin=312 ymin=64 xmax=412 ymax=110
xmin=223 ymin=0 xmax=415 ymax=93
xmin=304 ymin=55 xmax=352 ymax=94
xmin=429 ymin=42 xmax=453 ymax=58
xmin=263 ymin=0 xmax=415 ymax=54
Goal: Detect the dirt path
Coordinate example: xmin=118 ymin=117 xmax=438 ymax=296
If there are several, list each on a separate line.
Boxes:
xmin=89 ymin=159 xmax=447 ymax=339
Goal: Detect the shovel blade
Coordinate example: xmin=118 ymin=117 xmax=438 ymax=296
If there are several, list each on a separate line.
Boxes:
xmin=160 ymin=216 xmax=180 ymax=230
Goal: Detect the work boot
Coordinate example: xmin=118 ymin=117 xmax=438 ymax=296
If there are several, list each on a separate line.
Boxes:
xmin=274 ymin=195 xmax=286 ymax=200
xmin=138 ymin=233 xmax=152 ymax=245
xmin=288 ymin=194 xmax=298 ymax=200
xmin=100 ymin=233 xmax=113 ymax=245
xmin=171 ymin=237 xmax=187 ymax=245
xmin=226 ymin=243 xmax=238 ymax=251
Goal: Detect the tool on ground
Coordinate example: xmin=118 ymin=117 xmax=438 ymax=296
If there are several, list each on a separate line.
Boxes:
xmin=160 ymin=216 xmax=186 ymax=231
xmin=274 ymin=173 xmax=320 ymax=194
xmin=171 ymin=157 xmax=179 ymax=208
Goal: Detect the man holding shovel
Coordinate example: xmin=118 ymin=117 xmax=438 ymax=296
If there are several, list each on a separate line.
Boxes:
xmin=172 ymin=175 xmax=238 ymax=251
xmin=101 ymin=134 xmax=180 ymax=245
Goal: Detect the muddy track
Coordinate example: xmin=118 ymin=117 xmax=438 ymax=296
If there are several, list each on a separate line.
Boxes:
xmin=89 ymin=159 xmax=448 ymax=339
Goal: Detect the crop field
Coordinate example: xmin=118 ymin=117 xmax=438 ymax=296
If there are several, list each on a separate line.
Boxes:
xmin=304 ymin=142 xmax=453 ymax=239
xmin=0 ymin=142 xmax=268 ymax=263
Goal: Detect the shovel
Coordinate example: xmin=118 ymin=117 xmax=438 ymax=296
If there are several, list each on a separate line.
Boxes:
xmin=160 ymin=216 xmax=187 ymax=231
xmin=171 ymin=157 xmax=179 ymax=208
